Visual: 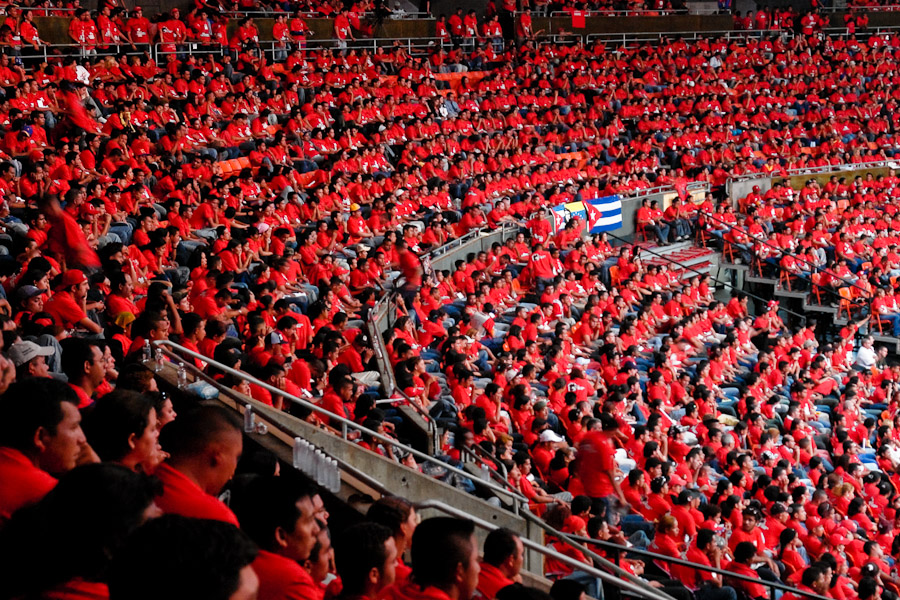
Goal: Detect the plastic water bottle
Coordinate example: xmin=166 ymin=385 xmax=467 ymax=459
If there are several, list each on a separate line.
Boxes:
xmin=142 ymin=339 xmax=151 ymax=364
xmin=153 ymin=347 xmax=164 ymax=373
xmin=300 ymin=440 xmax=312 ymax=473
xmin=293 ymin=438 xmax=303 ymax=469
xmin=315 ymin=450 xmax=328 ymax=487
xmin=329 ymin=458 xmax=340 ymax=492
xmin=176 ymin=362 xmax=187 ymax=390
xmin=243 ymin=404 xmax=255 ymax=434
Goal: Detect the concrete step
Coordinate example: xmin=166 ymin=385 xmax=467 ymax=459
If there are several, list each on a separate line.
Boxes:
xmin=774 ymin=288 xmax=809 ymax=299
xmin=803 ymin=303 xmax=838 ymax=314
xmin=649 ymin=254 xmax=716 ymax=271
xmin=747 ymin=275 xmax=778 ymax=285
xmin=719 ymin=262 xmax=750 ymax=272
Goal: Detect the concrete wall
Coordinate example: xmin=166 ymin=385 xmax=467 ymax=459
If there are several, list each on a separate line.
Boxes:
xmin=775 ymin=165 xmax=892 ymax=190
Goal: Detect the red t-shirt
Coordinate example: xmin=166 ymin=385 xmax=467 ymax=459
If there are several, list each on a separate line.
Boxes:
xmin=576 ymin=430 xmax=616 ymax=498
xmin=44 ymin=291 xmax=86 ymax=329
xmin=0 ymin=446 xmax=56 ymax=521
xmin=154 ymin=462 xmax=239 ymax=526
xmin=252 ymin=549 xmax=322 ymax=600
xmin=476 ymin=563 xmax=514 ymax=600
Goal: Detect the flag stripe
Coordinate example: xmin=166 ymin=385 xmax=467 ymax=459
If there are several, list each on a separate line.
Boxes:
xmin=589 ymin=207 xmax=622 ymax=219
xmin=585 ymin=199 xmax=623 ymax=212
xmin=595 ymin=214 xmax=622 ymax=226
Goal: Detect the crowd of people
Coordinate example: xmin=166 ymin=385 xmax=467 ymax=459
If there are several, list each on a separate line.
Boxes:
xmin=0 ymin=2 xmax=900 ymax=600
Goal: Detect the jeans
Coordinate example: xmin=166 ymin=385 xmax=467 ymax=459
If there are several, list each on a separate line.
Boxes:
xmin=109 ymin=222 xmax=134 ymax=246
xmin=877 ymin=312 xmax=900 ymax=336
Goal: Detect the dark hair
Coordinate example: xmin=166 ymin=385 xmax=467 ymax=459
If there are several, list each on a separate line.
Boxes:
xmin=234 ymin=475 xmax=316 ymax=553
xmin=0 ymin=463 xmax=162 ymax=598
xmin=116 ymin=363 xmax=156 ymax=393
xmin=801 ymin=566 xmax=823 ymax=589
xmin=483 ymin=528 xmax=520 ymax=567
xmin=181 ymin=312 xmax=205 ymax=338
xmin=0 ymin=377 xmax=80 ymax=450
xmin=734 ymin=541 xmax=757 ymax=563
xmin=696 ymin=528 xmax=715 ymax=551
xmin=158 ymin=403 xmax=241 ymax=460
xmin=410 ymin=517 xmax=476 ymax=588
xmin=334 ymin=522 xmax=394 ymax=594
xmin=82 ymin=389 xmax=155 ymax=462
xmin=109 ymin=515 xmax=258 ymax=600
xmin=367 ymin=496 xmax=414 ymax=537
xmin=60 ymin=337 xmax=101 ymax=382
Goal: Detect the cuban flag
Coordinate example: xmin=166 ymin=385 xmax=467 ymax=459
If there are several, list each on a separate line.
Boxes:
xmin=551 ymin=205 xmax=568 ymax=232
xmin=585 ymin=195 xmax=623 ymax=233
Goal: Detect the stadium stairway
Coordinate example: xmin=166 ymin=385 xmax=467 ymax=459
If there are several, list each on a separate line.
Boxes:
xmin=636 ymin=240 xmax=719 ymax=281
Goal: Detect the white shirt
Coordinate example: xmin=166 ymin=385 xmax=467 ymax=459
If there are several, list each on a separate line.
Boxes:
xmin=856 ymin=345 xmax=877 ymax=369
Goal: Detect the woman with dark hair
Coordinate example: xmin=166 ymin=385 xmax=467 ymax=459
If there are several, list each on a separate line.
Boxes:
xmin=367 ymin=496 xmax=418 ymax=585
xmin=777 ymin=526 xmax=806 ymax=579
xmin=0 ymin=463 xmax=162 ymax=600
xmin=82 ymin=389 xmax=164 ymax=474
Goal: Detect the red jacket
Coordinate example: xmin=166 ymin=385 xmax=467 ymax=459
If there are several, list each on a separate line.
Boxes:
xmin=474 ymin=563 xmax=513 ymax=599
xmin=252 ymin=550 xmax=321 ymax=600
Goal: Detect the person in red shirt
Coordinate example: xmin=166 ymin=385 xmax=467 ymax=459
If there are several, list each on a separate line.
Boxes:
xmin=725 ymin=542 xmax=771 ymax=600
xmin=234 ymin=476 xmax=322 ymax=600
xmin=334 ymin=522 xmax=398 ymax=600
xmin=367 ymin=496 xmax=418 ymax=587
xmin=60 ymin=337 xmax=106 ymax=409
xmin=476 ymin=528 xmax=523 ymax=599
xmin=320 ymin=376 xmax=356 ymax=426
xmin=0 ymin=378 xmax=87 ymax=521
xmin=104 ymin=514 xmax=261 ymax=600
xmin=673 ymin=529 xmax=733 ymax=596
xmin=383 ymin=517 xmax=480 ymax=600
xmin=576 ymin=415 xmax=627 ymax=517
xmin=397 ymin=238 xmax=424 ymax=288
xmin=155 ymin=404 xmax=242 ymax=526
xmin=44 ymin=269 xmax=102 ymax=334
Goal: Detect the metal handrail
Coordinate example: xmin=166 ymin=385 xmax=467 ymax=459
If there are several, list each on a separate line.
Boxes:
xmin=458 ymin=446 xmax=526 ymax=500
xmin=517 ymin=508 xmax=678 ymax=599
xmin=622 ymin=181 xmax=709 ymax=200
xmin=548 ymin=8 xmax=688 ymax=16
xmin=365 ymin=306 xmax=440 ymax=448
xmin=820 ymin=4 xmax=900 ymax=12
xmin=783 ymin=159 xmax=893 ymax=177
xmin=417 ymin=499 xmax=676 ymax=600
xmin=154 ymin=340 xmax=525 ymax=511
xmin=219 ymin=9 xmax=434 ymax=18
xmin=605 ymin=229 xmax=809 ymax=321
xmin=703 ymin=210 xmax=874 ymax=300
xmin=569 ymin=535 xmax=833 ymax=600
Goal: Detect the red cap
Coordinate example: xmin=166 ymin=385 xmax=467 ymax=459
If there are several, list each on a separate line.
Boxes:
xmin=563 ymin=516 xmax=586 ymax=534
xmin=806 ymin=516 xmax=822 ymax=530
xmin=56 ymin=269 xmax=87 ymax=290
xmin=829 ymin=532 xmax=851 ymax=547
xmin=669 ymin=474 xmax=687 ymax=487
